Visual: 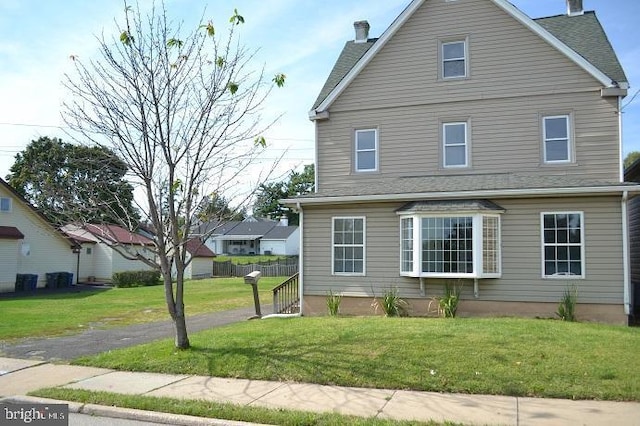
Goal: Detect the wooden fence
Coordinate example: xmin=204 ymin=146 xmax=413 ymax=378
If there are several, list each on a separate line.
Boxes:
xmin=213 ymin=257 xmax=299 ymax=277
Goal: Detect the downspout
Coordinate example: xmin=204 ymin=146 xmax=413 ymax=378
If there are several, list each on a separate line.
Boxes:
xmin=297 ymin=201 xmax=304 ymax=316
xmin=622 ymin=190 xmax=631 ymax=315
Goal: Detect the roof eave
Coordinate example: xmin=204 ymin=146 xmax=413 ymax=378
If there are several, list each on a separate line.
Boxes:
xmin=282 ymin=185 xmax=640 ymax=206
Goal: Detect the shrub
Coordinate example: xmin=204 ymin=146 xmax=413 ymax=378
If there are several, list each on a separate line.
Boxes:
xmin=112 ymin=270 xmax=162 ymax=288
xmin=439 ymin=282 xmax=461 ymax=318
xmin=556 ymin=284 xmax=578 ymax=321
xmin=372 ymin=288 xmax=409 ymax=317
xmin=326 ymin=290 xmax=342 ymax=316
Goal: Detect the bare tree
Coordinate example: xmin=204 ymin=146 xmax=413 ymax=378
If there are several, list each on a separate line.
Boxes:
xmin=63 ymin=1 xmax=285 ymax=348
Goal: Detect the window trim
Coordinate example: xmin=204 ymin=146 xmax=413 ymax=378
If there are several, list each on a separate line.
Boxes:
xmin=332 ymin=216 xmax=366 ymax=276
xmin=399 ymin=212 xmax=501 ymax=279
xmin=540 ymin=211 xmax=585 ymax=279
xmin=440 ymin=39 xmax=468 ymax=80
xmin=442 ymin=121 xmax=469 ymax=168
xmin=0 ymin=197 xmax=11 ymax=213
xmin=354 ymin=128 xmax=378 ymax=173
xmin=542 ymin=115 xmax=572 ymax=164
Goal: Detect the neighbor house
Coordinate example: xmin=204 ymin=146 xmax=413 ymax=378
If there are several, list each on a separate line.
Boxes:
xmin=283 ymin=0 xmax=639 ymax=324
xmin=0 ymin=178 xmax=78 ymax=291
xmin=63 ymin=223 xmax=155 ymax=282
xmin=183 ymin=239 xmax=216 ymax=279
xmin=196 ymin=217 xmax=300 ymax=256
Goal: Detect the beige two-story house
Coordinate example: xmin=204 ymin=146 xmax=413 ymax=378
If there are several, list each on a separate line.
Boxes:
xmin=285 ymin=0 xmax=639 ymax=324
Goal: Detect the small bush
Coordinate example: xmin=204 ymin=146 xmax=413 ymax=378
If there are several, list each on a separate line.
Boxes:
xmin=112 ymin=270 xmax=162 ymax=288
xmin=372 ymin=288 xmax=409 ymax=317
xmin=326 ymin=290 xmax=342 ymax=316
xmin=439 ymin=282 xmax=462 ymax=318
xmin=556 ymin=284 xmax=578 ymax=321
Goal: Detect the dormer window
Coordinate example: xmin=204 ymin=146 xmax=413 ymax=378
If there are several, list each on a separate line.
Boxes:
xmin=441 ymin=40 xmax=467 ymax=79
xmin=0 ymin=197 xmax=11 ymax=212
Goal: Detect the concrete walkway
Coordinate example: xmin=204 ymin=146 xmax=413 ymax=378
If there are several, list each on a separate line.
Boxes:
xmin=1 ymin=357 xmax=639 ymax=426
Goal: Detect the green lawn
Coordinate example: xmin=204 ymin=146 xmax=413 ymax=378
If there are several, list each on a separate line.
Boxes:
xmin=73 ymin=316 xmax=640 ymax=401
xmin=0 ymin=277 xmax=284 ymax=340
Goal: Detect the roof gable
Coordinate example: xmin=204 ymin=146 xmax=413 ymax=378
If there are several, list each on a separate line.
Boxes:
xmin=310 ymin=0 xmax=625 ymax=118
xmin=0 ymin=178 xmax=78 ymax=248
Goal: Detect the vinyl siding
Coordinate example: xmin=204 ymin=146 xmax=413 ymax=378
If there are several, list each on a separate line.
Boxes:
xmin=302 ymin=196 xmax=624 ymax=305
xmin=316 ymin=0 xmax=620 ymax=191
xmin=0 ymin=186 xmax=75 ymax=291
xmin=0 ymin=240 xmax=19 ymax=292
xmin=186 ymin=257 xmax=213 ymax=279
xmin=629 ymin=195 xmax=640 ymax=307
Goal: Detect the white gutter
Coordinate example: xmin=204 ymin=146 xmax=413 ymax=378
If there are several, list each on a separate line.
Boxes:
xmin=622 ymin=190 xmax=631 ymax=315
xmin=283 ymin=185 xmax=640 ymax=207
xmin=619 ymin=96 xmax=625 ymax=183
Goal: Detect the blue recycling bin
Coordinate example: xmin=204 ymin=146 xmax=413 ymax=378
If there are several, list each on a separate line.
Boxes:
xmin=24 ymin=274 xmax=38 ymax=290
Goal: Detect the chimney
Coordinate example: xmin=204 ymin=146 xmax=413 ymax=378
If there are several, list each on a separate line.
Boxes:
xmin=567 ymin=0 xmax=584 ymax=16
xmin=279 ymin=216 xmax=288 ymax=227
xmin=353 ymin=20 xmax=370 ymax=43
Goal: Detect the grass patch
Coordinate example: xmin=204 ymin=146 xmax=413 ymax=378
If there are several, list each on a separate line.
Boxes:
xmin=30 ymin=388 xmax=447 ymax=426
xmin=73 ymin=317 xmax=640 ymax=401
xmin=0 ymin=277 xmax=284 ymax=340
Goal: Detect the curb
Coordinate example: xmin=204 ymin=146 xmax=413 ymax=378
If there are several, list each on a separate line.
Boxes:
xmin=1 ymin=395 xmax=271 ymax=426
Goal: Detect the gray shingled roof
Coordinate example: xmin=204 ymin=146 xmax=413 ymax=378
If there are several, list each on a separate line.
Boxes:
xmin=397 ymin=200 xmax=506 ymax=213
xmin=311 ymin=39 xmax=377 ymax=109
xmin=297 ymin=173 xmax=632 ymax=199
xmin=535 ymin=11 xmax=627 ymax=85
xmin=262 ymin=226 xmax=298 ymax=240
xmin=223 ymin=221 xmax=277 ymax=237
xmin=311 ymin=8 xmax=627 ymax=111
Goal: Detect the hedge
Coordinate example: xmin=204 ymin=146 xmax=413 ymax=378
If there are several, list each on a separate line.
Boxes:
xmin=112 ymin=270 xmax=162 ymax=288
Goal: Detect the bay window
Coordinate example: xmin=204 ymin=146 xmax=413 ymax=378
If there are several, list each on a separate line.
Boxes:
xmin=398 ymin=200 xmax=503 ymax=278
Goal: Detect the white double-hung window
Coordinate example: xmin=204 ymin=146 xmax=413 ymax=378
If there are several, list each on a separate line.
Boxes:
xmin=543 ymin=115 xmax=571 ymax=163
xmin=332 ymin=217 xmax=366 ymax=275
xmin=442 ymin=40 xmax=467 ymax=79
xmin=355 ymin=129 xmax=378 ymax=172
xmin=541 ymin=212 xmax=584 ymax=278
xmin=443 ymin=122 xmax=468 ymax=167
xmin=399 ymin=201 xmax=503 ymax=278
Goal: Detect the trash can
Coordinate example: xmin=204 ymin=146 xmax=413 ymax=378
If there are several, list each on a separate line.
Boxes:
xmin=57 ymin=272 xmax=73 ymax=288
xmin=24 ymin=274 xmax=38 ymax=290
xmin=15 ymin=274 xmax=25 ymax=292
xmin=46 ymin=272 xmax=59 ymax=289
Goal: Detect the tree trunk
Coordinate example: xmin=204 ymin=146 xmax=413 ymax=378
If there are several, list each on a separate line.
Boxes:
xmin=173 ymin=309 xmax=190 ymax=349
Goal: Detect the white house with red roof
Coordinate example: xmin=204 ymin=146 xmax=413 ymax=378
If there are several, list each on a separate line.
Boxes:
xmin=63 ymin=223 xmax=155 ymax=282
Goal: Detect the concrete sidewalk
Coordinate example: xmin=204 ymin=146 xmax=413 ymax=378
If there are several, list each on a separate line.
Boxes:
xmin=1 ymin=357 xmax=639 ymax=425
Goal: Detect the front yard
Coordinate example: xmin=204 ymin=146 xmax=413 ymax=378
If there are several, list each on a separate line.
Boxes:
xmin=0 ymin=277 xmax=283 ymax=340
xmin=72 ymin=316 xmax=640 ymax=401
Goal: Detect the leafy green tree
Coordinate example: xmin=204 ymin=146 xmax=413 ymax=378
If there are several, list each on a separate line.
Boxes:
xmin=197 ymin=193 xmax=246 ymax=222
xmin=7 ymin=136 xmax=138 ymax=225
xmin=624 ymin=151 xmax=640 ymax=169
xmin=62 ymin=2 xmax=284 ymax=349
xmin=254 ymin=164 xmax=314 ymax=225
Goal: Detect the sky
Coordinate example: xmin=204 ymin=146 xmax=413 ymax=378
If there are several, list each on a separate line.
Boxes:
xmin=0 ymin=0 xmax=639 ymax=206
